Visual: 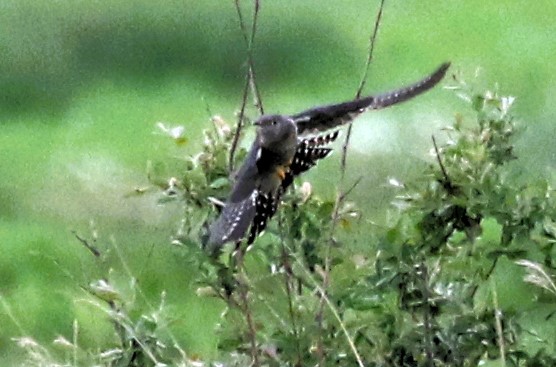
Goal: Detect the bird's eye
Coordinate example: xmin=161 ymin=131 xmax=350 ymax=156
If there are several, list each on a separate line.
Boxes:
xmin=271 ymin=120 xmax=277 ymax=125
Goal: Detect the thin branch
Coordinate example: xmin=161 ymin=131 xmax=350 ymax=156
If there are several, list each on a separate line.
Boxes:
xmin=79 ymin=296 xmax=161 ymax=366
xmin=72 ymin=231 xmax=101 ymax=257
xmin=355 ymin=0 xmax=385 ymax=100
xmin=249 ymin=0 xmax=264 ymax=114
xmin=229 ymin=0 xmax=264 ymax=172
xmin=277 ymin=212 xmax=303 ymax=364
xmin=338 ymin=176 xmax=363 ymax=205
xmin=420 ymin=263 xmax=434 ymax=367
xmin=294 ymin=253 xmax=364 ymax=367
xmin=235 ymin=0 xmax=264 ymax=114
xmin=249 ymin=65 xmax=264 ymax=114
xmin=229 ymin=76 xmax=251 ymax=173
xmin=431 ymin=135 xmax=449 ymax=183
xmin=316 ymin=177 xmax=362 ymax=366
xmin=0 ymin=294 xmax=28 ymax=335
xmin=317 ymin=3 xmax=386 ymax=363
xmin=432 ymin=135 xmax=461 ymax=195
xmin=491 ymin=278 xmax=507 ymax=366
xmin=235 ymin=254 xmax=261 ymax=367
xmin=340 ymin=0 xmax=386 ymax=176
xmin=109 ymin=237 xmax=190 ymax=360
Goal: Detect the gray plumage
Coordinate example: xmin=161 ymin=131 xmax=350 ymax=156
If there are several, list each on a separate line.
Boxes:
xmin=294 ymin=62 xmax=450 ymax=134
xmin=204 ymin=62 xmax=450 ymax=253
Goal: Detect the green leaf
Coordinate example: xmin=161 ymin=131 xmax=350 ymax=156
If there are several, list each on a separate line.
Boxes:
xmin=476 ymin=217 xmax=502 ymax=249
xmin=209 ymin=177 xmax=230 ymax=189
xmin=477 ymin=359 xmax=506 ymax=367
xmin=517 ymin=304 xmax=556 ymax=356
xmin=491 ymin=256 xmax=537 ymax=312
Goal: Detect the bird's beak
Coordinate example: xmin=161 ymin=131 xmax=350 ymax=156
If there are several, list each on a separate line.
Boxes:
xmin=253 ymin=120 xmax=261 ymax=126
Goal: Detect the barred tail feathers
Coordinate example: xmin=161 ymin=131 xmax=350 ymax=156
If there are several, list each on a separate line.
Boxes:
xmin=368 ymin=62 xmax=450 ymax=110
xmin=205 ymin=191 xmax=257 ymax=252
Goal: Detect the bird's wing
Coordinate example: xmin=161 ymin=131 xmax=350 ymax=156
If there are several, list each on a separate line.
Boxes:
xmin=247 ymin=191 xmax=279 ymax=244
xmin=281 ymin=130 xmax=340 ymax=191
xmin=245 ymin=132 xmax=341 ymax=245
xmin=205 ymin=140 xmax=262 ymax=251
xmin=227 ymin=141 xmax=261 ymax=203
xmin=206 ymin=190 xmax=258 ymax=251
xmin=293 ymin=62 xmax=450 ymax=134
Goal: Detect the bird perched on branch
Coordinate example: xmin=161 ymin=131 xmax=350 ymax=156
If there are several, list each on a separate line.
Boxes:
xmin=205 ymin=62 xmax=450 ymax=253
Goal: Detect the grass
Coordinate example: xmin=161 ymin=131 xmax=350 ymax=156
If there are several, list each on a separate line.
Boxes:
xmin=1 ymin=0 xmax=555 ymax=364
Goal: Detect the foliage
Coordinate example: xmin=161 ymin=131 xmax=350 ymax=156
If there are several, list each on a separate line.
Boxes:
xmin=164 ymin=78 xmax=556 ymax=366
xmin=9 ymin=81 xmax=556 ymax=366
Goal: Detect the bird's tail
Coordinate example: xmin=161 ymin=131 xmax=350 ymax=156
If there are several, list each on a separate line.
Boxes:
xmin=204 ymin=192 xmax=257 ymax=254
xmin=368 ymin=62 xmax=451 ymax=110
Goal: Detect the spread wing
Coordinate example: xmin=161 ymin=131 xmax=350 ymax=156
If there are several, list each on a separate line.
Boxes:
xmin=281 ymin=130 xmax=340 ymax=191
xmin=293 ymin=62 xmax=450 ymax=134
xmin=247 ymin=191 xmax=279 ymax=244
xmin=245 ymin=131 xmax=341 ymax=244
xmin=208 ymin=130 xmax=340 ymax=250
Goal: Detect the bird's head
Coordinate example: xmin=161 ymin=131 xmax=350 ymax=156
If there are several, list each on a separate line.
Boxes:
xmin=254 ymin=114 xmax=297 ymax=147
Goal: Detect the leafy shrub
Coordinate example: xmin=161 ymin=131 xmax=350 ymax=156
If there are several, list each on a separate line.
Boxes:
xmin=10 ymin=78 xmax=556 ymax=367
xmin=155 ymin=76 xmax=556 ymax=366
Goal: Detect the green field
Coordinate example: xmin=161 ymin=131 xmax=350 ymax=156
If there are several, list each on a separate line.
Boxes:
xmin=1 ymin=1 xmax=555 ymax=364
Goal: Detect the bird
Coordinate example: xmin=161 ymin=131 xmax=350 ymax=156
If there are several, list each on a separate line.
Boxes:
xmin=204 ymin=62 xmax=450 ymax=254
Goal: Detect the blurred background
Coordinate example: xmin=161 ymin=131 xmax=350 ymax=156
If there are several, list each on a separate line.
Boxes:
xmin=1 ymin=0 xmax=554 ymax=363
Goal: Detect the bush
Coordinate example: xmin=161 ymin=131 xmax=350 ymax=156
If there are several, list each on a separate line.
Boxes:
xmin=11 ymin=78 xmax=556 ymax=367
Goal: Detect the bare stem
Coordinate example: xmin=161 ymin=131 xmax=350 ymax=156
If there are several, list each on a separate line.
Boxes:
xmin=340 ymin=0 xmax=386 ymax=176
xmin=229 ymin=0 xmax=264 ymax=172
xmin=236 ymin=254 xmax=260 ymax=367
xmin=278 ymin=213 xmax=303 ymax=364
xmin=492 ymin=278 xmax=507 ymax=366
xmin=432 ymin=135 xmax=449 ymax=182
xmin=317 ymin=3 xmax=386 ymax=363
xmin=316 ymin=177 xmax=362 ymax=366
xmin=72 ymin=230 xmax=101 ymax=257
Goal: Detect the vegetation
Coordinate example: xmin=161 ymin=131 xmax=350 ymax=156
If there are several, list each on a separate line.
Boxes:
xmin=1 ymin=1 xmax=555 ymax=366
xmin=9 ymin=75 xmax=556 ymax=366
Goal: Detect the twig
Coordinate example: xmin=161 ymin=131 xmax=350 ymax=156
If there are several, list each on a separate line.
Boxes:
xmin=229 ymin=0 xmax=264 ymax=172
xmin=419 ymin=263 xmax=434 ymax=367
xmin=491 ymin=278 xmax=507 ymax=366
xmin=340 ymin=0 xmax=386 ymax=176
xmin=72 ymin=231 xmax=101 ymax=257
xmin=235 ymin=254 xmax=261 ymax=367
xmin=432 ymin=135 xmax=461 ymax=195
xmin=338 ymin=176 xmax=363 ymax=206
xmin=235 ymin=0 xmax=264 ymax=115
xmin=294 ymin=255 xmax=364 ymax=367
xmin=431 ymin=135 xmax=449 ymax=183
xmin=108 ymin=236 xmax=190 ymax=361
xmin=0 ymin=294 xmax=28 ymax=335
xmin=316 ymin=176 xmax=363 ymax=366
xmin=228 ymin=76 xmax=250 ymax=172
xmin=278 ymin=212 xmax=303 ymax=364
xmin=79 ymin=296 xmax=161 ymax=366
xmin=317 ymin=2 xmax=386 ymax=363
xmin=355 ymin=0 xmax=385 ymax=100
xmin=317 ymin=5 xmax=386 ymax=364
xmin=72 ymin=320 xmax=78 ymax=367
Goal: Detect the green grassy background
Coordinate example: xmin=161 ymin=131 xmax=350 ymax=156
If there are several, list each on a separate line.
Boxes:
xmin=1 ymin=0 xmax=555 ymax=364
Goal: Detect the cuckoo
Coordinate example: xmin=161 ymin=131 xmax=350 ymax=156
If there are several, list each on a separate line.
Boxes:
xmin=205 ymin=62 xmax=450 ymax=253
